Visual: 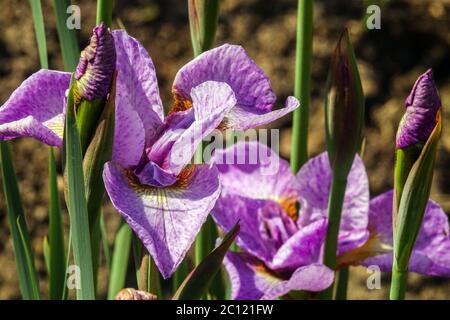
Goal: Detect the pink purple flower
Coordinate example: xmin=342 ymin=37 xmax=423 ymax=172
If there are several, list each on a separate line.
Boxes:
xmin=213 ymin=141 xmax=450 ymax=299
xmin=0 ymin=28 xmax=299 ymax=278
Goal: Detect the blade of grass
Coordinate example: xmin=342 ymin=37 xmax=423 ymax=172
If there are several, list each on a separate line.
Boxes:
xmin=62 ymin=228 xmax=72 ymax=300
xmin=0 ymin=142 xmax=41 ymax=300
xmin=64 ymin=78 xmax=95 ymax=299
xmin=290 ymin=0 xmax=313 ymax=172
xmin=107 ymin=220 xmax=132 ymax=299
xmin=100 ymin=212 xmax=112 ymax=269
xmin=29 ymin=0 xmax=66 ymax=300
xmin=48 ymin=148 xmax=66 ymax=300
xmin=96 ymin=0 xmax=113 ymax=27
xmin=53 ymin=0 xmax=80 ymax=71
xmin=29 ymin=0 xmax=48 ymax=69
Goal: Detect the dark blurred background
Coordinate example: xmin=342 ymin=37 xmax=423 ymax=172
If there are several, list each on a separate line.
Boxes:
xmin=0 ymin=0 xmax=449 ymax=299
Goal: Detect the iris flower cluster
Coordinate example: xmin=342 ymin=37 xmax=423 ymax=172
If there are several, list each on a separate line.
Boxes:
xmin=0 ymin=23 xmax=448 ymax=300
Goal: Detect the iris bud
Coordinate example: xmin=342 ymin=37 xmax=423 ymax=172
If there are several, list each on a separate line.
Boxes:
xmin=325 ymin=29 xmax=364 ymax=176
xmin=396 ymin=69 xmax=441 ymax=149
xmin=75 ymin=22 xmax=116 ymax=102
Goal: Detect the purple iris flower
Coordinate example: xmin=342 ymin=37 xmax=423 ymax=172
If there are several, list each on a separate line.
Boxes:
xmin=0 ymin=28 xmax=299 ymax=278
xmin=396 ymin=69 xmax=441 ymax=149
xmin=212 ymin=141 xmax=450 ymax=299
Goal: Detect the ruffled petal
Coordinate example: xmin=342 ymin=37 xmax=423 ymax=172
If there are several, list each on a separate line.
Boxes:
xmin=296 ymin=152 xmax=370 ymax=254
xmin=361 ymin=190 xmax=450 ymax=277
xmin=103 ymin=161 xmax=221 ymax=278
xmin=0 ymin=69 xmax=70 ymax=146
xmin=167 ymin=81 xmax=236 ymax=175
xmin=225 ymin=96 xmax=300 ymax=130
xmin=224 ymin=252 xmax=334 ymax=300
xmin=112 ymin=30 xmax=164 ymax=147
xmin=112 ymin=103 xmax=145 ymax=168
xmin=173 ymin=44 xmax=276 ymax=112
xmin=212 ymin=194 xmax=282 ymax=264
xmin=270 ymin=218 xmax=327 ymax=271
xmin=214 ymin=141 xmax=298 ymax=200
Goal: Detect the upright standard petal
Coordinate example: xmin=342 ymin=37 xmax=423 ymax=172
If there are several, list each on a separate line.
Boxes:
xmin=112 ymin=30 xmax=164 ymax=147
xmin=361 ymin=191 xmax=450 ymax=277
xmin=0 ymin=69 xmax=70 ymax=146
xmin=167 ymin=81 xmax=236 ymax=175
xmin=224 ymin=252 xmax=333 ymax=300
xmin=173 ymin=44 xmax=276 ymax=112
xmin=224 ymin=96 xmax=300 ymax=130
xmin=103 ymin=161 xmax=221 ymax=278
xmin=297 ymin=152 xmax=370 ymax=254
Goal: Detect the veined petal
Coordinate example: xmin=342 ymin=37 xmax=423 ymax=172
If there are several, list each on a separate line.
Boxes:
xmin=112 ymin=30 xmax=164 ymax=146
xmin=212 ymin=195 xmax=282 ymax=264
xmin=214 ymin=141 xmax=298 ymax=200
xmin=0 ymin=69 xmax=70 ymax=146
xmin=167 ymin=81 xmax=236 ymax=175
xmin=224 ymin=252 xmax=334 ymax=300
xmin=173 ymin=44 xmax=276 ymax=112
xmin=103 ymin=161 xmax=221 ymax=278
xmin=270 ymin=218 xmax=327 ymax=271
xmin=296 ymin=152 xmax=370 ymax=254
xmin=361 ymin=190 xmax=450 ymax=277
xmin=225 ymin=96 xmax=300 ymax=130
xmin=113 ymin=104 xmax=145 ymax=168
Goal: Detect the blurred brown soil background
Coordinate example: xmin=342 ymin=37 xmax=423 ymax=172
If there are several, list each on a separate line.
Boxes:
xmin=0 ymin=0 xmax=449 ymax=299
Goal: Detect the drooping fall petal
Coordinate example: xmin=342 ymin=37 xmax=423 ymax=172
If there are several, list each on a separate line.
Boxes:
xmin=0 ymin=69 xmax=70 ymax=146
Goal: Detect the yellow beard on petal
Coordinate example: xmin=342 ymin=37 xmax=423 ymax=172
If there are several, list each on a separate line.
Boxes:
xmin=169 ymin=92 xmax=193 ymax=114
xmin=278 ymin=196 xmax=299 ymax=222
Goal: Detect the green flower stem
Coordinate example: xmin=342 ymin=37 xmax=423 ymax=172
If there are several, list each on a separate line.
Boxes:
xmin=290 ymin=0 xmax=313 ymax=173
xmin=334 ymin=266 xmax=349 ymax=300
xmin=0 ymin=142 xmax=41 ymax=300
xmin=53 ymin=0 xmax=80 ymax=72
xmin=107 ymin=221 xmax=132 ymax=299
xmin=390 ymin=261 xmax=408 ymax=300
xmin=320 ymin=173 xmax=347 ymax=299
xmin=96 ymin=0 xmax=113 ymax=27
xmin=132 ymin=234 xmax=161 ymax=296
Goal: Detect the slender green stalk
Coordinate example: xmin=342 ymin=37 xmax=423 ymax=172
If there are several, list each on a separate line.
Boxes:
xmin=172 ymin=260 xmax=189 ymax=293
xmin=53 ymin=0 xmax=80 ymax=71
xmin=100 ymin=212 xmax=112 ymax=268
xmin=335 ymin=266 xmax=349 ymax=300
xmin=61 ymin=228 xmax=72 ymax=300
xmin=96 ymin=0 xmax=113 ymax=27
xmin=0 ymin=142 xmax=40 ymax=300
xmin=290 ymin=0 xmax=313 ymax=172
xmin=107 ymin=221 xmax=132 ymax=299
xmin=188 ymin=0 xmax=221 ymax=295
xmin=320 ymin=174 xmax=347 ymax=299
xmin=390 ymin=261 xmax=408 ymax=300
xmin=132 ymin=234 xmax=161 ymax=295
xmin=195 ymin=215 xmax=216 ymax=265
xmin=48 ymin=148 xmax=66 ymax=300
xmin=188 ymin=0 xmax=219 ymax=57
xmin=29 ymin=0 xmax=66 ymax=300
xmin=29 ymin=0 xmax=48 ymax=69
